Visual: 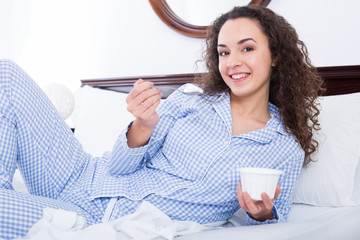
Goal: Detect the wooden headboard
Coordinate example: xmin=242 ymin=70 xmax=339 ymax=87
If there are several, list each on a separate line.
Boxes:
xmin=81 ymin=65 xmax=360 ymax=97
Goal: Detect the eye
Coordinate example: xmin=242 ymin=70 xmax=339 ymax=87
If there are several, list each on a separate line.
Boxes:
xmin=243 ymin=47 xmax=254 ymax=52
xmin=219 ymin=51 xmax=229 ymax=56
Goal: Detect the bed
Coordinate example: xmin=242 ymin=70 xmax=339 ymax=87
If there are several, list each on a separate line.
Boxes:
xmin=13 ymin=65 xmax=360 ymax=239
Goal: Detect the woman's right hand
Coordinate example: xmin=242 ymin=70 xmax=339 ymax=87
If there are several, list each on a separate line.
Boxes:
xmin=125 ymin=79 xmax=162 ymax=148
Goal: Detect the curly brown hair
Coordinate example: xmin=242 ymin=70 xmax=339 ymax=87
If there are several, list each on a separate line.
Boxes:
xmin=195 ymin=5 xmax=324 ymax=165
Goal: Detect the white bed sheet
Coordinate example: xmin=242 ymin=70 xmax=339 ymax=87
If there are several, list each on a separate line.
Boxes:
xmin=13 ymin=170 xmax=360 ymax=240
xmin=177 ymin=203 xmax=360 ymax=240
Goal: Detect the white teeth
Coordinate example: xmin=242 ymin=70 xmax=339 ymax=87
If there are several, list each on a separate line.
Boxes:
xmin=231 ymin=73 xmax=249 ymax=79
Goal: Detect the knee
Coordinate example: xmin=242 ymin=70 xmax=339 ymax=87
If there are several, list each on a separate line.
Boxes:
xmin=0 ymin=59 xmax=20 ymax=98
xmin=0 ymin=59 xmax=21 ymax=71
xmin=0 ymin=59 xmax=33 ymax=93
xmin=0 ymin=59 xmax=26 ymax=83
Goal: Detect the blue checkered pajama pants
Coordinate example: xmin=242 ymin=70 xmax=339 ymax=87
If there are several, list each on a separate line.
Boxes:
xmin=0 ymin=59 xmax=109 ymax=239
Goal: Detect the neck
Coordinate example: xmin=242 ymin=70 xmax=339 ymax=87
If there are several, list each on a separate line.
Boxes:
xmin=230 ymin=92 xmax=270 ymax=121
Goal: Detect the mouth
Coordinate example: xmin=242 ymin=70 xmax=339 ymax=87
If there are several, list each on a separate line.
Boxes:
xmin=230 ymin=73 xmax=250 ymax=82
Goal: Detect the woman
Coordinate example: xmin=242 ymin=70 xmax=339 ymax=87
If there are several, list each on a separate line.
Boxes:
xmin=125 ymin=5 xmax=323 ymax=222
xmin=0 ymin=5 xmax=323 ymax=239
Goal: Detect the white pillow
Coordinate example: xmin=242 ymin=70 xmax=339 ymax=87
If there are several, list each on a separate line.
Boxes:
xmin=73 ymin=86 xmax=135 ymax=157
xmin=293 ymin=92 xmax=360 ymax=206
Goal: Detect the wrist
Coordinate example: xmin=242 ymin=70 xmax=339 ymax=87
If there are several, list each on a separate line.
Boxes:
xmin=132 ymin=119 xmax=156 ymax=132
xmin=126 ymin=120 xmax=155 ymax=148
xmin=250 ymin=208 xmax=275 ymax=222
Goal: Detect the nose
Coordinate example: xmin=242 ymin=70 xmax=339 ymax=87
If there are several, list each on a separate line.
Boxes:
xmin=227 ymin=52 xmax=242 ymax=68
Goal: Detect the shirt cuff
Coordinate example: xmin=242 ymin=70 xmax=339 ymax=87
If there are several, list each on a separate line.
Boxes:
xmin=245 ymin=206 xmax=279 ymax=225
xmin=108 ymin=122 xmax=149 ymax=175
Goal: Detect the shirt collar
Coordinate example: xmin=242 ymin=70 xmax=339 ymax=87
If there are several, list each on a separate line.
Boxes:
xmin=210 ymin=92 xmax=287 ymax=143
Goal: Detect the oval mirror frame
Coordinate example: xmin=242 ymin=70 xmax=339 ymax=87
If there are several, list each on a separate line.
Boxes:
xmin=149 ymin=0 xmax=271 ymax=39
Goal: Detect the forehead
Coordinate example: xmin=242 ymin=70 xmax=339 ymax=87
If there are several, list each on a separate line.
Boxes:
xmin=218 ymin=18 xmax=267 ymax=44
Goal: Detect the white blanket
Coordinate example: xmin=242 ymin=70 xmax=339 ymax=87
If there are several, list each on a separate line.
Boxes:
xmin=18 ymin=201 xmax=221 ymax=240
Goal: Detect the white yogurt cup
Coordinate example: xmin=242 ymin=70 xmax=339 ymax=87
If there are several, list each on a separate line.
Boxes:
xmin=239 ymin=167 xmax=283 ymax=201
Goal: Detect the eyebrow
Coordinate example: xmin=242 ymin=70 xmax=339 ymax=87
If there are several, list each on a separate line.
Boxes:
xmin=217 ymin=38 xmax=256 ymax=47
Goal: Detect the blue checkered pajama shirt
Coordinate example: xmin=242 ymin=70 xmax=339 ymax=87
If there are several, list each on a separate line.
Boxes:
xmin=102 ymin=83 xmax=304 ymax=225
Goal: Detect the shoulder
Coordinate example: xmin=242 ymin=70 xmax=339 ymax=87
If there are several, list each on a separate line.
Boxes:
xmin=178 ymin=83 xmax=204 ymax=94
xmin=269 ymin=103 xmax=304 ymax=152
xmin=169 ymin=83 xmax=204 ymax=98
xmin=164 ymin=84 xmax=205 ymax=105
xmin=157 ymin=84 xmax=207 ymax=115
xmin=269 ymin=103 xmax=290 ymax=137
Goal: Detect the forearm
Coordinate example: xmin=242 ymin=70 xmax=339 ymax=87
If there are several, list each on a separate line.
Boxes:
xmin=126 ymin=119 xmax=155 ymax=148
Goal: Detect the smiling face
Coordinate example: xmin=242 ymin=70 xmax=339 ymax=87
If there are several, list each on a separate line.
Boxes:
xmin=217 ymin=18 xmax=274 ymax=102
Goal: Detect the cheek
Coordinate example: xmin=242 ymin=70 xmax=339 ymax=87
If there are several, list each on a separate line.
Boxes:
xmin=218 ymin=60 xmax=226 ymax=75
xmin=250 ymin=54 xmax=272 ymax=73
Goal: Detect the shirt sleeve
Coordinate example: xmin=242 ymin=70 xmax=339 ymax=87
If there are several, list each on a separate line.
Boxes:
xmin=245 ymin=145 xmax=304 ymax=225
xmin=107 ymin=84 xmax=195 ymax=176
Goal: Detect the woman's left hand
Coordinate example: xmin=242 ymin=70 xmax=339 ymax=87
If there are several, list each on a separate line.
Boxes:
xmin=237 ymin=182 xmax=281 ymax=222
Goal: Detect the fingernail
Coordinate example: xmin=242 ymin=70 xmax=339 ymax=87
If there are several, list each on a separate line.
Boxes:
xmin=261 ymin=193 xmax=267 ymax=199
